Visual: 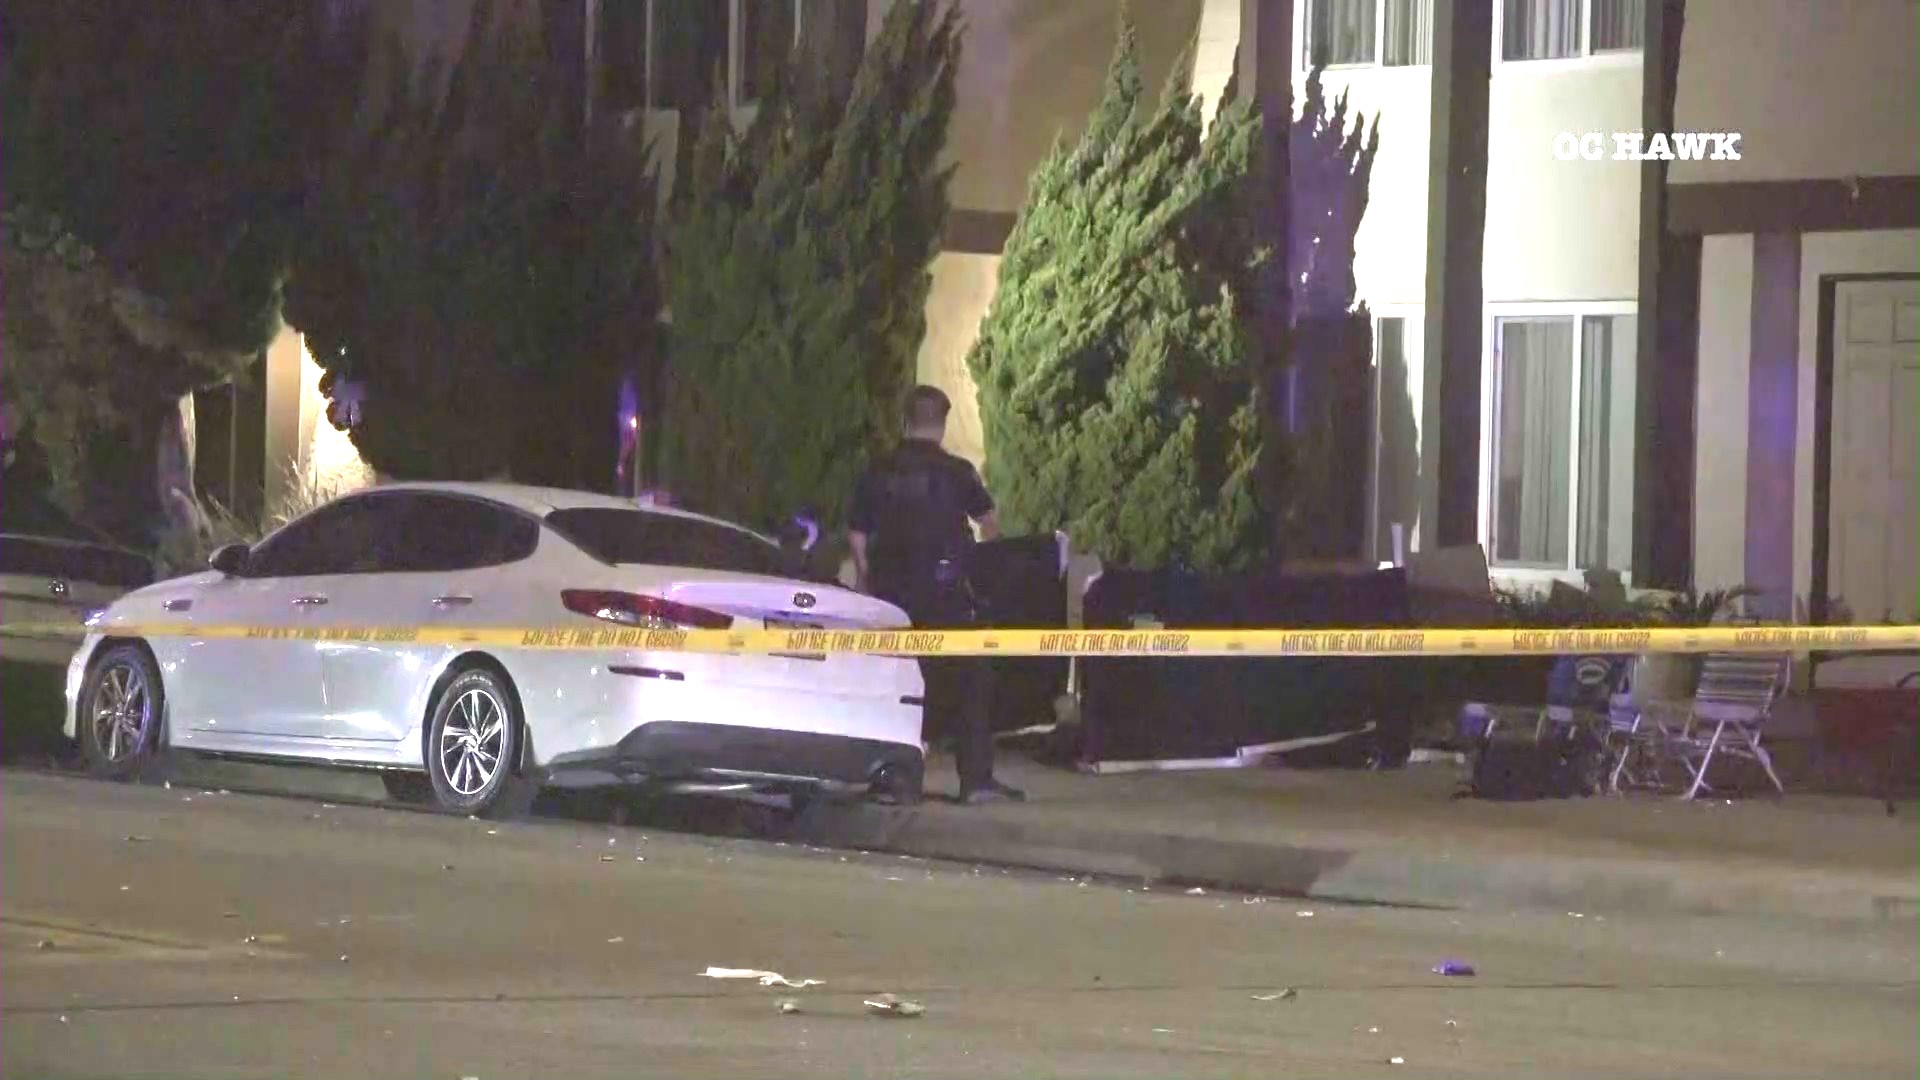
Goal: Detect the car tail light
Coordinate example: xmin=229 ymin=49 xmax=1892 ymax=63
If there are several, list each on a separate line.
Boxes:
xmin=561 ymin=590 xmax=733 ymax=631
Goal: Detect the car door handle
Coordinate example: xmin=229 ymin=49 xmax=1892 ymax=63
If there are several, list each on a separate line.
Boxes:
xmin=292 ymin=595 xmax=329 ymax=607
xmin=163 ymin=598 xmax=192 ymax=612
xmin=431 ymin=595 xmax=474 ymax=608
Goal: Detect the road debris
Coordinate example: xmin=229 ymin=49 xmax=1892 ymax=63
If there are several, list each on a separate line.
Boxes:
xmin=1390 ymin=1056 xmax=1406 ymax=1065
xmin=778 ymin=999 xmax=803 ymax=1015
xmin=701 ymin=967 xmax=824 ymax=989
xmin=599 ymin=855 xmax=616 ymax=862
xmin=244 ymin=935 xmax=260 ymax=945
xmin=35 ymin=939 xmax=53 ymax=951
xmin=1432 ymin=960 xmax=1476 ymax=977
xmin=125 ymin=835 xmax=151 ymax=843
xmin=339 ymin=954 xmax=351 ymax=963
xmin=1250 ymin=988 xmax=1297 ymax=1002
xmin=606 ymin=937 xmax=625 ymax=944
xmin=222 ymin=912 xmax=239 ymax=919
xmin=1185 ymin=887 xmax=1206 ymax=896
xmin=864 ymin=994 xmax=925 ymax=1018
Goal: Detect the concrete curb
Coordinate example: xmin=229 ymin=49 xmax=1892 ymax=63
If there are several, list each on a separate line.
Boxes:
xmin=795 ymin=802 xmax=1919 ymax=922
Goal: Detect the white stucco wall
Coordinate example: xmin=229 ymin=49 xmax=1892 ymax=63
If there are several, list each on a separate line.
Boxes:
xmin=1672 ymin=0 xmax=1920 ymax=185
xmin=1484 ymin=58 xmax=1643 ymax=303
xmin=916 ymin=252 xmax=999 ymax=468
xmin=1309 ymin=54 xmax=1643 ymax=309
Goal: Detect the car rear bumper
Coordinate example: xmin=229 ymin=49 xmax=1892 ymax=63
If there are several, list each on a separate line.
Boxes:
xmin=548 ymin=719 xmax=923 ymax=790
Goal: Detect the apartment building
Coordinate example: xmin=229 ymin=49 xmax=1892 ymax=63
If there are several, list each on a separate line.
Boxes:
xmin=230 ymin=1 xmax=1915 ymax=612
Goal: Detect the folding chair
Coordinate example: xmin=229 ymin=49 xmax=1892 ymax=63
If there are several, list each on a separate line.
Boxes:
xmin=1604 ymin=686 xmax=1654 ymax=794
xmin=1650 ymin=652 xmax=1790 ymax=800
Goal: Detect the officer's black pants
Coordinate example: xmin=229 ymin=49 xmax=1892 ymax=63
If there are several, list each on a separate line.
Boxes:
xmin=918 ymin=655 xmax=996 ymax=792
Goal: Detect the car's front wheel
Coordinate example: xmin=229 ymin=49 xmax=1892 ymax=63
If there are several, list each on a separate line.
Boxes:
xmin=425 ymin=667 xmax=536 ymax=818
xmin=78 ymin=644 xmax=165 ymax=781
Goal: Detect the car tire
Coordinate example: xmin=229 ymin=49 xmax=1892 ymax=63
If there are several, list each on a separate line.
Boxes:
xmin=78 ymin=644 xmax=166 ymax=782
xmin=424 ymin=667 xmax=537 ymax=819
xmin=381 ymin=772 xmax=434 ymax=804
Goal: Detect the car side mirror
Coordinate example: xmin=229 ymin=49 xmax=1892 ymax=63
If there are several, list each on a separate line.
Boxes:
xmin=209 ymin=543 xmax=251 ymax=577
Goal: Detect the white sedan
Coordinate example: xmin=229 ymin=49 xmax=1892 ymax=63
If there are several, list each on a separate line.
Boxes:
xmin=64 ymin=483 xmax=926 ymax=816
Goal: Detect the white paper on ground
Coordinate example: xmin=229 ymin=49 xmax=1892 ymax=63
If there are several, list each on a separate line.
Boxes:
xmin=700 ymin=967 xmax=824 ymax=989
xmin=1235 ymin=722 xmax=1377 ymax=761
xmin=1080 ymin=756 xmax=1249 ymax=775
xmin=1082 ymin=723 xmax=1377 ymax=774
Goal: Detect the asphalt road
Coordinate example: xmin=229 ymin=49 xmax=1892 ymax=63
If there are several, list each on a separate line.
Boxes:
xmin=3 ymin=769 xmax=1915 ymax=1080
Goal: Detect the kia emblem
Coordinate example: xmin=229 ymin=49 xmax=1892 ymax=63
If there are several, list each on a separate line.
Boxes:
xmin=793 ymin=592 xmax=816 ymax=610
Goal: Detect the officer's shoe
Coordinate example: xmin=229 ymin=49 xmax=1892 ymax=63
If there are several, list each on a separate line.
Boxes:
xmin=958 ymin=780 xmax=1027 ymax=805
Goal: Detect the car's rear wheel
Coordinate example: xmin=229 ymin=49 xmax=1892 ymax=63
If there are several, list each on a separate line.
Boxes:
xmin=78 ymin=644 xmax=164 ymax=781
xmin=425 ymin=667 xmax=536 ymax=818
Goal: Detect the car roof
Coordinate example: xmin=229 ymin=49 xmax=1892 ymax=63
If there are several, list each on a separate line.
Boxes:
xmin=370 ymin=482 xmax=774 ymax=542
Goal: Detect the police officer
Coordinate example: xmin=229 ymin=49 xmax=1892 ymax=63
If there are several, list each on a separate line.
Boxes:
xmin=848 ymin=386 xmax=1025 ymax=804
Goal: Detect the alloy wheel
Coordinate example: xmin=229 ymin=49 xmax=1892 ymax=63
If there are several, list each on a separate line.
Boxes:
xmin=439 ymin=686 xmax=506 ymax=797
xmin=90 ymin=661 xmax=151 ymax=764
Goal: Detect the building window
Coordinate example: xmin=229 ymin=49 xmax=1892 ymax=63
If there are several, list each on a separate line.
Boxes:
xmin=1488 ymin=312 xmax=1636 ymax=573
xmin=597 ymin=0 xmax=800 ymax=115
xmin=597 ymin=0 xmax=649 ymax=114
xmin=1501 ymin=0 xmax=1644 ymax=62
xmin=651 ymin=2 xmax=730 ymax=111
xmin=1306 ymin=0 xmax=1434 ymax=68
xmin=738 ymin=0 xmax=797 ymax=105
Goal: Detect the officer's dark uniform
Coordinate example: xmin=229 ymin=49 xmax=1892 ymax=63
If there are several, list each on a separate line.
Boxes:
xmin=848 ymin=439 xmax=998 ymax=794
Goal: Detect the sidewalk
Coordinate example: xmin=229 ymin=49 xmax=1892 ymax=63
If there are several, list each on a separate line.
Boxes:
xmin=796 ymin=752 xmax=1920 ymax=922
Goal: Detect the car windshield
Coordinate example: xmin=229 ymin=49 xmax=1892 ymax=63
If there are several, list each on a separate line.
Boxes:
xmin=545 ymin=507 xmax=786 ymax=577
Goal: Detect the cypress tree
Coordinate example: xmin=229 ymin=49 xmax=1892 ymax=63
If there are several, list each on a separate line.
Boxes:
xmin=967 ymin=22 xmax=1267 ymax=573
xmin=288 ymin=2 xmax=658 ymax=488
xmin=656 ymin=0 xmax=961 ymax=533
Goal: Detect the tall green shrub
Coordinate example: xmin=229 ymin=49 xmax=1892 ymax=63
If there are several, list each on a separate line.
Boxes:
xmin=966 ymin=23 xmax=1266 ymax=572
xmin=0 ymin=0 xmax=364 ymax=530
xmin=656 ymin=0 xmax=961 ymax=532
xmin=288 ymin=1 xmax=658 ymax=488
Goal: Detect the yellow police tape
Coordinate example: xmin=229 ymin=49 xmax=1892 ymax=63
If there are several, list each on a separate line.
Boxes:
xmin=6 ymin=621 xmax=1918 ymax=657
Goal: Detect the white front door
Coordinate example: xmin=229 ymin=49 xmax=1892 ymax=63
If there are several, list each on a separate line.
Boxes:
xmin=1830 ymin=278 xmax=1920 ymax=626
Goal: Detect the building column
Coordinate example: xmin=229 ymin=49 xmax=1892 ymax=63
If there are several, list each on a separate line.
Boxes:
xmin=1419 ymin=0 xmax=1492 ymax=550
xmin=1631 ymin=0 xmax=1697 ymax=588
xmin=1743 ymin=232 xmax=1801 ymax=619
xmin=1239 ymin=0 xmax=1295 ymax=561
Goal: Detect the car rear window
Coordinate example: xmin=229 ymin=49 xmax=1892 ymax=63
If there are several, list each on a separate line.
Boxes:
xmin=0 ymin=535 xmax=154 ymax=590
xmin=545 ymin=508 xmax=785 ymax=577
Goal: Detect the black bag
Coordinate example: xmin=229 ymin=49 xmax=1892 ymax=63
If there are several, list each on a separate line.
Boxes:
xmin=1464 ymin=719 xmax=1605 ymax=801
